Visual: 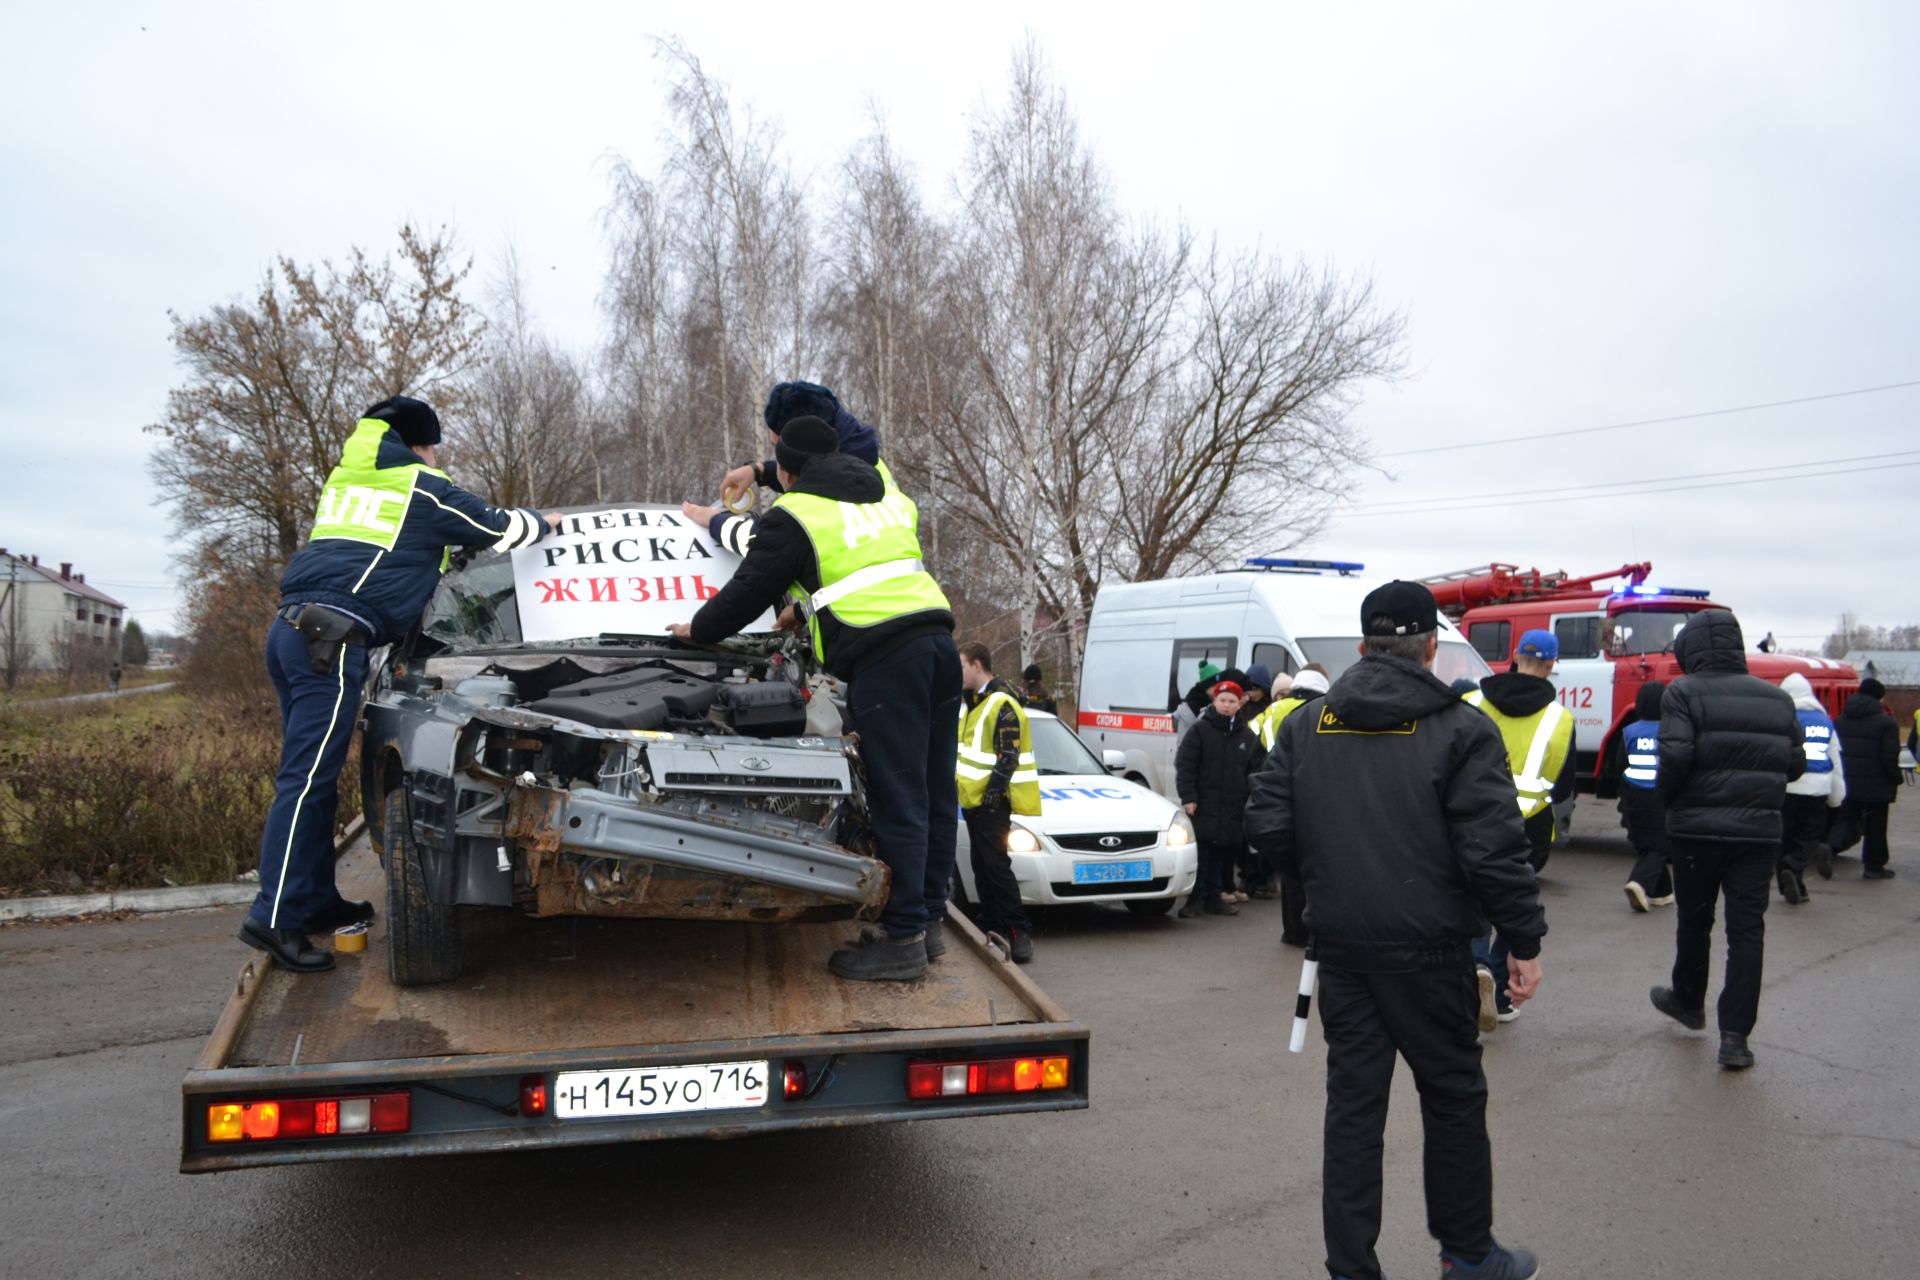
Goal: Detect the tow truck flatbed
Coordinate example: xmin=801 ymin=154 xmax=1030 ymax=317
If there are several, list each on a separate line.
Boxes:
xmin=181 ymin=835 xmax=1088 ymax=1172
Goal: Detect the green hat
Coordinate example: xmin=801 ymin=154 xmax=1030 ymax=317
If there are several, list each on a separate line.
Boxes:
xmin=1198 ymin=661 xmax=1222 ymax=682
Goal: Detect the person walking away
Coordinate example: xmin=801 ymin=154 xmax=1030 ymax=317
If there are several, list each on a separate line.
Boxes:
xmin=1248 ymin=579 xmax=1546 ymax=1280
xmin=1174 ymin=677 xmax=1263 ymax=919
xmin=1234 ymin=663 xmax=1279 ymax=896
xmin=1019 ymin=663 xmax=1058 ymax=715
xmin=1463 ymin=630 xmax=1574 ymax=1025
xmin=957 ymin=643 xmax=1042 ymax=963
xmin=1603 ymin=680 xmax=1675 ymax=912
xmin=669 ymin=415 xmax=959 ymax=981
xmin=1777 ymin=673 xmax=1846 ymax=900
xmin=1833 ymin=677 xmax=1901 ymax=880
xmin=247 ymin=396 xmax=558 ymax=973
xmin=1253 ymin=665 xmax=1331 ymax=944
xmin=108 ymin=661 xmax=121 ymax=694
xmin=1648 ymin=609 xmax=1803 ymax=1070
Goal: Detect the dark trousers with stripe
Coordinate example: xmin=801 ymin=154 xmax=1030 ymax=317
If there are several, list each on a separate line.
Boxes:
xmin=845 ymin=633 xmax=962 ymax=938
xmin=248 ymin=618 xmax=368 ymax=930
xmin=1319 ymin=964 xmax=1494 ymax=1280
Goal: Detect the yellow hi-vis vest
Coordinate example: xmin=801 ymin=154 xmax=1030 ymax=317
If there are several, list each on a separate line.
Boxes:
xmin=956 ymin=686 xmax=1041 ymax=814
xmin=771 ymin=462 xmax=951 ymax=667
xmin=1254 ymin=695 xmax=1314 ymax=750
xmin=309 ymin=418 xmax=452 ymax=568
xmin=1464 ymin=691 xmax=1573 ymax=820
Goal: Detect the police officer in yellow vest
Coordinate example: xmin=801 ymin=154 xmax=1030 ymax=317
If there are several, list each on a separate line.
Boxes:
xmin=1463 ymin=628 xmax=1574 ymax=1025
xmin=1250 ymin=665 xmax=1330 ymax=944
xmin=956 ymin=642 xmax=1043 ymax=962
xmin=246 ymin=396 xmax=559 ymax=973
xmin=674 ymin=415 xmax=960 ymax=982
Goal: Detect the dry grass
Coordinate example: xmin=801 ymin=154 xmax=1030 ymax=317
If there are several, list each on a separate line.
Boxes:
xmin=0 ymin=691 xmax=360 ymax=895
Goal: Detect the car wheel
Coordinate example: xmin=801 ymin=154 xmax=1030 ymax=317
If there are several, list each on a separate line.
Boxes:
xmin=1124 ymin=898 xmax=1176 ymax=918
xmin=384 ymin=786 xmax=462 ymax=986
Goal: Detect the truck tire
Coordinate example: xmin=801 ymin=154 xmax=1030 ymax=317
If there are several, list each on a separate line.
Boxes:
xmin=1124 ymin=898 xmax=1176 ymax=918
xmin=384 ymin=786 xmax=462 ymax=986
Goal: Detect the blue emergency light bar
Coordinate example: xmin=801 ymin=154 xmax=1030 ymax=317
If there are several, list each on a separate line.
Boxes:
xmin=1620 ymin=584 xmax=1711 ymax=599
xmin=1245 ymin=557 xmax=1366 ymax=576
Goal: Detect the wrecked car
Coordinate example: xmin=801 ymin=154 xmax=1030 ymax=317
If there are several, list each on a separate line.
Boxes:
xmin=359 ymin=506 xmax=888 ymax=986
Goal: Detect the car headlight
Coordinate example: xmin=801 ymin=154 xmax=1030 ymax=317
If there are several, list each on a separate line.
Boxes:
xmin=1165 ymin=812 xmax=1195 ymax=848
xmin=1006 ymin=823 xmax=1041 ymax=853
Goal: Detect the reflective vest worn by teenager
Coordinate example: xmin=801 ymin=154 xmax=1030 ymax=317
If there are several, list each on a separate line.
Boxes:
xmin=1464 ymin=690 xmax=1573 ymax=819
xmin=956 ymin=682 xmax=1041 ymax=814
xmin=771 ymin=462 xmax=951 ymax=669
xmin=1254 ymin=694 xmax=1314 ymax=750
xmin=1620 ymin=717 xmax=1660 ymax=789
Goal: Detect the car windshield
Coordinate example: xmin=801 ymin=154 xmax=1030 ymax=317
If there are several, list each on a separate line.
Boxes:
xmin=421 ymin=550 xmax=525 ymax=651
xmin=1296 ymin=637 xmax=1494 ymax=685
xmin=1606 ymin=608 xmax=1696 ymax=655
xmin=1030 ymin=716 xmax=1107 ymax=776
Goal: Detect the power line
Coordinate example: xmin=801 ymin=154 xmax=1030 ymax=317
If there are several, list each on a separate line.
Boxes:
xmin=1375 ymin=379 xmax=1920 ymax=459
xmin=1356 ymin=450 xmax=1920 ymax=510
xmin=1338 ymin=458 xmax=1920 ymax=519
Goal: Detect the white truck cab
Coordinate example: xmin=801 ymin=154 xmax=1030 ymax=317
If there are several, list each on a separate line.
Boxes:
xmin=1075 ymin=559 xmax=1493 ymax=796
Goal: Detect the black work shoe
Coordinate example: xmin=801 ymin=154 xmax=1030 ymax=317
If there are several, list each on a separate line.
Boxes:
xmin=305 ymin=898 xmax=376 ymax=933
xmin=1177 ymin=897 xmax=1204 ymax=919
xmin=1204 ymin=897 xmax=1239 ymax=916
xmin=1718 ymin=1031 xmax=1756 ymax=1070
xmin=1281 ymin=932 xmax=1308 ymax=949
xmin=1863 ymin=866 xmax=1896 ymax=880
xmin=828 ymin=929 xmax=928 ymax=982
xmin=1814 ymin=843 xmax=1834 ymax=879
xmin=924 ymin=918 xmax=946 ymax=961
xmin=239 ymin=919 xmax=335 ymax=973
xmin=1008 ymin=925 xmax=1035 ymax=964
xmin=1778 ymin=869 xmax=1805 ymax=905
xmin=1650 ymin=985 xmax=1706 ymax=1031
xmin=1249 ymin=883 xmax=1278 ymax=900
xmin=1440 ymin=1242 xmax=1540 ymax=1278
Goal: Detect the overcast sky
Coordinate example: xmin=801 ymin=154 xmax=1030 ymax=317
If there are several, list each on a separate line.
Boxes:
xmin=3 ymin=1 xmax=1915 ymax=649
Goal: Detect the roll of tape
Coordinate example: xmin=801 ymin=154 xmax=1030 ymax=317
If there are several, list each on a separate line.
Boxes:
xmin=722 ymin=485 xmax=755 ymax=515
xmin=334 ymin=922 xmax=369 ymax=954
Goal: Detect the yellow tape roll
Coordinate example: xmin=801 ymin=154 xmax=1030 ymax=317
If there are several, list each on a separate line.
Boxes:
xmin=722 ymin=485 xmax=756 ymax=515
xmin=334 ymin=923 xmax=368 ymax=954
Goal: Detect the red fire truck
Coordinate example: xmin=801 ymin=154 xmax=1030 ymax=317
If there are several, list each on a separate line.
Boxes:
xmin=1421 ymin=561 xmax=1858 ymax=794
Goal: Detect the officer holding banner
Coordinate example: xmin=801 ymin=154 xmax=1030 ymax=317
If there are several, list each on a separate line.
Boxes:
xmin=246 ymin=396 xmax=557 ymax=973
xmin=956 ymin=642 xmax=1042 ymax=963
xmin=672 ymin=415 xmax=960 ymax=983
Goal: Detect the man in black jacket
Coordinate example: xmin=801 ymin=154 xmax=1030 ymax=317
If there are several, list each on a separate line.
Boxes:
xmin=1834 ymin=677 xmax=1901 ymax=880
xmin=1649 ymin=609 xmax=1803 ymax=1070
xmin=670 ymin=416 xmax=959 ymax=982
xmin=1248 ymin=580 xmax=1545 ymax=1280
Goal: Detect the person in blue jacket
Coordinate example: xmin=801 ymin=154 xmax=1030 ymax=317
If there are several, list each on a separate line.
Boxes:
xmin=1605 ymin=681 xmax=1675 ymax=913
xmin=680 ymin=380 xmax=881 ymax=555
xmin=243 ymin=396 xmax=558 ymax=973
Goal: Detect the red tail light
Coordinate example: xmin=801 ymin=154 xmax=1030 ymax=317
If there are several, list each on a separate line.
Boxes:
xmin=520 ymin=1076 xmax=548 ymax=1117
xmin=906 ymin=1055 xmax=1071 ymax=1101
xmin=206 ymin=1091 xmax=411 ymax=1143
xmin=782 ymin=1061 xmax=807 ymax=1101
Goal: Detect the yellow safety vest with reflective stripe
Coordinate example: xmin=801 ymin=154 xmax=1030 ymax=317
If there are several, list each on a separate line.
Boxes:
xmin=772 ymin=462 xmax=951 ymax=667
xmin=1254 ymin=695 xmax=1313 ymax=750
xmin=957 ymin=686 xmax=1041 ymax=814
xmin=1464 ymin=691 xmax=1573 ymax=819
xmin=309 ymin=418 xmax=452 ymax=568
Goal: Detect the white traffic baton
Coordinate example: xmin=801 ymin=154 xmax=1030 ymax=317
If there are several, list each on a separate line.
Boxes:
xmin=1289 ymin=944 xmax=1318 ymax=1054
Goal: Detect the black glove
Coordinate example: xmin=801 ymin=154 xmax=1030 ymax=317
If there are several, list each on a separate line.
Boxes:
xmin=981 ymin=788 xmax=1010 ymax=812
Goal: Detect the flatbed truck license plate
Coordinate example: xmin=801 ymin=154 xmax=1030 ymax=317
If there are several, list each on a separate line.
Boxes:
xmin=554 ymin=1060 xmax=770 ymax=1119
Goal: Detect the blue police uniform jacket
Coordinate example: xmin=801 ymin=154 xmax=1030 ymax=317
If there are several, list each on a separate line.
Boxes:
xmin=1795 ymin=707 xmax=1837 ymax=774
xmin=1620 ymin=717 xmax=1660 ymax=790
xmin=278 ymin=422 xmax=549 ymax=646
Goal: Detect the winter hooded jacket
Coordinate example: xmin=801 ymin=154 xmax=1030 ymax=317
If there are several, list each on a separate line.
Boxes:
xmin=1835 ymin=690 xmax=1901 ymax=806
xmin=1780 ymin=673 xmax=1846 ymax=804
xmin=687 ymin=452 xmax=954 ymax=680
xmin=1175 ymin=705 xmax=1265 ymax=845
xmin=1656 ymin=610 xmax=1804 ymax=843
xmin=1246 ymin=654 xmax=1546 ymax=972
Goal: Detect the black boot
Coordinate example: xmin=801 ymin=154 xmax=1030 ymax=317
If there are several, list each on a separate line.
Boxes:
xmin=1718 ymin=1032 xmax=1756 ymax=1070
xmin=305 ymin=898 xmax=376 ymax=933
xmin=1649 ymin=985 xmax=1705 ymax=1030
xmin=1177 ymin=896 xmax=1204 ymax=919
xmin=1008 ymin=925 xmax=1035 ymax=964
xmin=239 ymin=919 xmax=335 ymax=973
xmin=1777 ymin=869 xmax=1805 ymax=905
xmin=923 ymin=918 xmax=946 ymax=961
xmin=828 ymin=928 xmax=929 ymax=982
xmin=1204 ymin=896 xmax=1239 ymax=916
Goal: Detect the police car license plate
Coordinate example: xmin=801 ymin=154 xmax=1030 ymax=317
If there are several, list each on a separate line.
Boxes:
xmin=1072 ymin=859 xmax=1153 ymax=884
xmin=554 ymin=1060 xmax=769 ymax=1119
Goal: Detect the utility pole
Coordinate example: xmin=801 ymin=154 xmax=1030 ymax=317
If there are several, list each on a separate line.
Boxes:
xmin=1 ymin=556 xmax=18 ymax=691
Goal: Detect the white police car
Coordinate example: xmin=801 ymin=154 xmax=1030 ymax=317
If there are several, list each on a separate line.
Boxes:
xmin=953 ymin=711 xmax=1199 ymax=916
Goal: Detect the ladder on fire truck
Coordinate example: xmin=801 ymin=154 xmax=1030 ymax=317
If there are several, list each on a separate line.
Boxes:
xmin=1416 ymin=562 xmax=1652 ymax=619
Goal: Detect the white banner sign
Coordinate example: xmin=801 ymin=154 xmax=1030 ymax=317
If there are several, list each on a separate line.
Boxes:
xmin=509 ymin=506 xmax=775 ymax=642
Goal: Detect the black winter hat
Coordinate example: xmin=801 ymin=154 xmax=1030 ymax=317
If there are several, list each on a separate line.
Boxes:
xmin=1860 ymin=677 xmax=1886 ymax=700
xmin=364 ymin=395 xmax=441 ymax=447
xmin=774 ymin=415 xmax=838 ymax=476
xmin=1023 ymin=664 xmax=1044 ymax=683
xmin=764 ymin=381 xmax=841 ymax=433
xmin=1360 ymin=580 xmax=1439 ymax=636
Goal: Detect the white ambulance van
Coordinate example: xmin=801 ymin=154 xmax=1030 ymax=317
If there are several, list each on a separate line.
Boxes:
xmin=1076 ymin=559 xmax=1494 ymax=796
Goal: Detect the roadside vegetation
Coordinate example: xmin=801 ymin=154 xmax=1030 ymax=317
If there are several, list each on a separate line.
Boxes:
xmin=0 ymin=690 xmax=359 ymax=896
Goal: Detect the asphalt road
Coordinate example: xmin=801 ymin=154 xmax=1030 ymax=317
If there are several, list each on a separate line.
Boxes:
xmin=4 ymin=798 xmax=1918 ymax=1279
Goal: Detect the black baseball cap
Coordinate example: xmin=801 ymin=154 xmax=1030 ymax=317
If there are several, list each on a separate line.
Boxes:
xmin=1360 ymin=580 xmax=1440 ymax=636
